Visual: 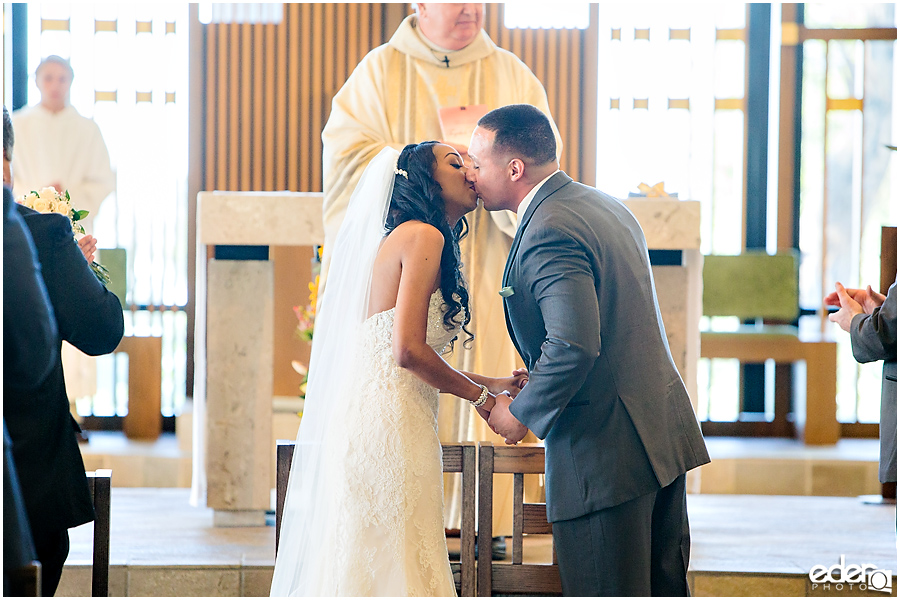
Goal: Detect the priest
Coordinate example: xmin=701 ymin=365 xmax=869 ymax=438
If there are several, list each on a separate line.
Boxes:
xmin=321 ymin=3 xmax=561 ymax=534
xmin=12 ymin=55 xmax=116 ymax=423
xmin=11 ymin=55 xmax=115 ymax=234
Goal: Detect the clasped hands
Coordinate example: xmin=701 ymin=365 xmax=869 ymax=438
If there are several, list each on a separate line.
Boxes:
xmin=475 ymin=368 xmax=530 ymax=445
xmin=824 ymin=282 xmax=886 ymax=332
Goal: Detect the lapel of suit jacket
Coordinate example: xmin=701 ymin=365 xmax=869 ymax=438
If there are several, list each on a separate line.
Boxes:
xmin=501 ymin=171 xmax=573 ymax=287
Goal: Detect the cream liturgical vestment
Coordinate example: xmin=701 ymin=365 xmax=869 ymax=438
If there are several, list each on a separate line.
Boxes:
xmin=12 ymin=104 xmax=116 ymax=402
xmin=12 ymin=104 xmax=115 ymax=231
xmin=322 ymin=15 xmax=561 ymax=534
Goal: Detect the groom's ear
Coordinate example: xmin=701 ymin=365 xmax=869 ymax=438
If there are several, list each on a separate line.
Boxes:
xmin=508 ymin=158 xmax=526 ymax=182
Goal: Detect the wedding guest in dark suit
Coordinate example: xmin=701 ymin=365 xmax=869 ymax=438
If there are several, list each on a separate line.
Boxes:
xmin=469 ymin=104 xmax=710 ymax=596
xmin=4 ymin=421 xmax=38 ymax=596
xmin=826 ymin=281 xmax=897 ymax=485
xmin=3 ymin=108 xmax=124 ymax=596
xmin=3 ymin=186 xmax=58 ymax=387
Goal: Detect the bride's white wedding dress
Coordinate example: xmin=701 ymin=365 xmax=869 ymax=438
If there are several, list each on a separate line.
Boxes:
xmin=270 ymin=147 xmax=458 ymax=597
xmin=309 ymin=290 xmax=459 ymax=596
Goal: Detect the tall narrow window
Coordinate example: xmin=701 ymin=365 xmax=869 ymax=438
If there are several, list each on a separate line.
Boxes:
xmin=595 ymin=4 xmax=748 ymax=422
xmin=24 ymin=3 xmax=190 ymax=425
xmin=799 ymin=3 xmax=896 ymax=427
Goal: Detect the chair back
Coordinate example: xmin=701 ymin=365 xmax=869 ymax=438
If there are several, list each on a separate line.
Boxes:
xmin=5 ymin=562 xmax=41 ymax=597
xmin=274 ymin=440 xmax=477 ymax=596
xmin=477 ymin=442 xmax=561 ymax=596
xmin=702 ymin=251 xmax=799 ymax=321
xmin=86 ymin=469 xmax=112 ymax=597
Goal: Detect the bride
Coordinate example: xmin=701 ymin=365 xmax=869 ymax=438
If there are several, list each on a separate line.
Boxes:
xmin=270 ymin=143 xmax=526 ymax=596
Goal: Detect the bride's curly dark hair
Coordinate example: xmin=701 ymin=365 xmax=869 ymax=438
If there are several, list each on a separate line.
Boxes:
xmin=385 ymin=141 xmax=473 ymax=348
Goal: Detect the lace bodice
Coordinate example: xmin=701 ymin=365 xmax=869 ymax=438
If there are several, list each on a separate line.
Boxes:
xmin=362 ymin=289 xmax=462 ymax=355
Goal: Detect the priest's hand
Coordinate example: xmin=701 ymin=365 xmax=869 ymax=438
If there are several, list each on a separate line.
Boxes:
xmin=488 ymin=392 xmax=528 ymax=445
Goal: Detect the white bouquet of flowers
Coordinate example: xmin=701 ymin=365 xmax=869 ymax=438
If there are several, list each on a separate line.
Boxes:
xmin=17 ymin=187 xmax=111 ymax=286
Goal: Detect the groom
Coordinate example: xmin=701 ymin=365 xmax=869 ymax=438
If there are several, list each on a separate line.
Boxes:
xmin=468 ymin=104 xmax=710 ymax=596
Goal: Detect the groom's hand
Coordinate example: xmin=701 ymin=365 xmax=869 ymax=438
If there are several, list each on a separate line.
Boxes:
xmin=488 ymin=392 xmax=528 ymax=445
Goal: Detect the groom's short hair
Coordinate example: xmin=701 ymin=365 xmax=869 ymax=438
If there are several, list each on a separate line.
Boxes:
xmin=477 ymin=104 xmax=556 ymax=166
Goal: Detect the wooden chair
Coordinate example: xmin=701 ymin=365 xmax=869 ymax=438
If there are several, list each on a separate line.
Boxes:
xmin=86 ymin=469 xmax=112 ymax=597
xmin=5 ymin=562 xmax=41 ymax=597
xmin=275 ymin=440 xmax=477 ymax=596
xmin=477 ymin=442 xmax=561 ymax=596
xmin=700 ymin=251 xmax=838 ymax=444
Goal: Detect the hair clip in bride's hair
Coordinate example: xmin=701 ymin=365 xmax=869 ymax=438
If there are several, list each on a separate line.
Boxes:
xmin=394 ymin=168 xmax=408 ymax=179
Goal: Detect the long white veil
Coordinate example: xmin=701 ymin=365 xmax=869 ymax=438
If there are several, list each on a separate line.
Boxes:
xmin=270 ymin=147 xmax=400 ymax=596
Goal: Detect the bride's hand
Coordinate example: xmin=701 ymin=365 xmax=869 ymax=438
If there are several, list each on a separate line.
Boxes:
xmin=490 ymin=370 xmax=528 ymax=399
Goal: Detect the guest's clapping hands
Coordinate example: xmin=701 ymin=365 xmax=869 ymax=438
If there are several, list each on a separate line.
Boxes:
xmin=825 ymin=282 xmax=883 ymax=333
xmin=824 ymin=283 xmax=885 ymax=316
xmin=488 ymin=392 xmax=528 ymax=445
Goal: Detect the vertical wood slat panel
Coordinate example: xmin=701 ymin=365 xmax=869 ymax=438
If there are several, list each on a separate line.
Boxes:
xmin=558 ymin=30 xmax=570 ymax=176
xmin=216 ymin=25 xmax=229 ymax=190
xmin=348 ymin=5 xmax=359 ymax=73
xmin=336 ymin=4 xmax=347 ymax=87
xmin=546 ymin=28 xmax=559 ymax=119
xmin=264 ymin=22 xmax=276 ymax=190
xmin=205 ymin=25 xmax=217 ymax=191
xmin=288 ymin=4 xmax=301 ymax=192
xmin=324 ymin=4 xmax=336 ymax=122
xmin=240 ymin=24 xmax=252 ymax=189
xmin=524 ymin=27 xmax=535 ymax=74
xmin=298 ymin=3 xmax=311 ymax=191
xmin=569 ymin=31 xmax=582 ymax=182
xmin=275 ymin=10 xmax=288 ymax=189
xmin=371 ymin=4 xmax=381 ymax=61
xmin=252 ymin=24 xmax=264 ymax=190
xmin=228 ymin=23 xmax=240 ymax=191
xmin=359 ymin=5 xmax=371 ymax=68
xmin=311 ymin=4 xmax=324 ymax=192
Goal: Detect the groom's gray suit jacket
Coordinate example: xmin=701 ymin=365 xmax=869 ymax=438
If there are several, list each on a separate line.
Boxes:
xmin=504 ymin=172 xmax=710 ymax=523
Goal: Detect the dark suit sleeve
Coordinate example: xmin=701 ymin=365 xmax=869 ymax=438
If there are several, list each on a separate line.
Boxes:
xmin=850 ymin=282 xmax=897 ymax=365
xmin=3 ymin=187 xmax=58 ymax=390
xmin=22 ymin=210 xmax=124 ymax=356
xmin=509 ymin=225 xmax=601 ymax=439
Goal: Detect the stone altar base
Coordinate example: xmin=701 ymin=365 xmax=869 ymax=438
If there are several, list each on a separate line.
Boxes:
xmin=206 ymin=260 xmax=274 ymax=524
xmin=58 ymin=488 xmax=895 ymax=597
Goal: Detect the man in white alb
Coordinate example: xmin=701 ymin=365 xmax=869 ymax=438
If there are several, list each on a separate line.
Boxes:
xmin=12 ymin=55 xmax=116 ymax=413
xmin=11 ymin=55 xmax=115 ymax=233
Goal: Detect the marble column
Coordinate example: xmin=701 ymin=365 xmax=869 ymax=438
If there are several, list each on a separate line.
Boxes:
xmin=197 ymin=191 xmax=325 ymax=526
xmin=206 ymin=259 xmax=273 ymax=525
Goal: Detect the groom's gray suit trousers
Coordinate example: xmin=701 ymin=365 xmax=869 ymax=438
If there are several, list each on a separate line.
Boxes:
xmin=551 ymin=474 xmax=691 ymax=597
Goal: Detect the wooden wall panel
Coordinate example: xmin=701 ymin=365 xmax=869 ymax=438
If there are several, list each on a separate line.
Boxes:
xmin=202 ymin=4 xmax=599 ymax=395
xmin=484 ymin=5 xmax=599 ymax=183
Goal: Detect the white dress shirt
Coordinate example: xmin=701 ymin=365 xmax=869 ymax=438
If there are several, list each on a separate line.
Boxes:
xmin=515 ymin=170 xmax=560 ymax=230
